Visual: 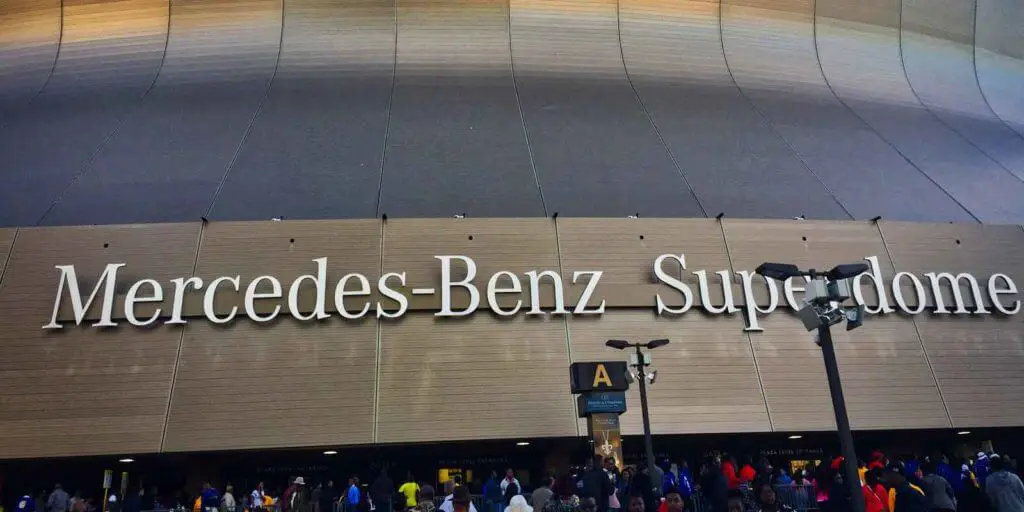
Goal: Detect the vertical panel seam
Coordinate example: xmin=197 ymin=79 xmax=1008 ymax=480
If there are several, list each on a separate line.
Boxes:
xmin=28 ymin=0 xmax=64 ymax=107
xmin=810 ymin=0 xmax=982 ymax=224
xmin=507 ymin=0 xmax=547 ymax=217
xmin=34 ymin=0 xmax=175 ymax=226
xmin=618 ymin=0 xmax=707 ymax=218
xmin=374 ymin=0 xmax=399 ymax=218
xmin=875 ymin=221 xmax=954 ymax=428
xmin=552 ymin=217 xmax=579 ymax=436
xmin=204 ymin=0 xmax=287 ymax=219
xmin=897 ymin=0 xmax=1024 ymax=186
xmin=716 ymin=0 xmax=852 ymax=220
xmin=372 ymin=219 xmax=386 ymax=444
xmin=971 ymin=0 xmax=1024 ymax=141
xmin=0 ymin=228 xmax=20 ymax=289
xmin=159 ymin=221 xmax=206 ymax=452
xmin=717 ymin=219 xmax=774 ymax=431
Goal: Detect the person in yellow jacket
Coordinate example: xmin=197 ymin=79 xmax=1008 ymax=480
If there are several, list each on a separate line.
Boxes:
xmin=194 ymin=498 xmax=203 ymax=512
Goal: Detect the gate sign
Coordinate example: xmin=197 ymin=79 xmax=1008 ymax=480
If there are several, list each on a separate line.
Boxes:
xmin=570 ymin=362 xmax=629 ymax=393
xmin=577 ymin=391 xmax=628 ymax=417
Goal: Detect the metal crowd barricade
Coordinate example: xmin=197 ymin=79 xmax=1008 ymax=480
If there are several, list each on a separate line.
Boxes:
xmin=685 ymin=484 xmax=818 ymax=512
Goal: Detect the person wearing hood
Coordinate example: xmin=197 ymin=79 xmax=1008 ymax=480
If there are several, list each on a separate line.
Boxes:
xmin=985 ymin=455 xmax=1024 ymax=512
xmin=700 ymin=457 xmax=729 ymax=512
xmin=919 ymin=461 xmax=956 ymax=512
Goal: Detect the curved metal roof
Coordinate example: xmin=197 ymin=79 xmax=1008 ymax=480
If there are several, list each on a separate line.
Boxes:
xmin=0 ymin=0 xmax=1022 ymax=226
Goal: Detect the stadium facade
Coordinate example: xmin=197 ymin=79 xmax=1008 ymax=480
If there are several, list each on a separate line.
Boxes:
xmin=0 ymin=0 xmax=1023 ymax=463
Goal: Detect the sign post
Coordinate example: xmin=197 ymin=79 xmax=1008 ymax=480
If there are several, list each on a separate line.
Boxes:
xmin=570 ymin=362 xmax=629 ymax=470
xmin=102 ymin=470 xmax=113 ymax=512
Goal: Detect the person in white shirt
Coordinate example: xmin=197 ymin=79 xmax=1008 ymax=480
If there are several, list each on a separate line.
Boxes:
xmin=251 ymin=482 xmax=266 ymax=511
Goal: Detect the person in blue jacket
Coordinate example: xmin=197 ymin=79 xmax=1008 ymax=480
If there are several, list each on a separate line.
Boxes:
xmin=975 ymin=453 xmax=992 ymax=487
xmin=677 ymin=461 xmax=695 ymax=501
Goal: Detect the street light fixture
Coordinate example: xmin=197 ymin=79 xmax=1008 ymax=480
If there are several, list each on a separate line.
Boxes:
xmin=605 ymin=338 xmax=670 ymax=478
xmin=757 ymin=261 xmax=868 ymax=512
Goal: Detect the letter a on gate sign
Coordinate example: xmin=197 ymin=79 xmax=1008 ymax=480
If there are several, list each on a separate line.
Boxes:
xmin=592 ymin=363 xmax=613 ymax=388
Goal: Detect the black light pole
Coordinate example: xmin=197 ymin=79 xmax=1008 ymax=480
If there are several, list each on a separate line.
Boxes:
xmin=756 ymin=263 xmax=868 ymax=512
xmin=606 ymin=338 xmax=669 ymax=477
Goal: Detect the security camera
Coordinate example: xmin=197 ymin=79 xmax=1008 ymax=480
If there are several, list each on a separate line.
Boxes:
xmin=647 ymin=370 xmax=658 ymax=385
xmin=827 ymin=279 xmax=852 ymax=302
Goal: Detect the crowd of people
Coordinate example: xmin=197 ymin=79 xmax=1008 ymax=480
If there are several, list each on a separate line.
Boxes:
xmin=10 ymin=448 xmax=1024 ymax=512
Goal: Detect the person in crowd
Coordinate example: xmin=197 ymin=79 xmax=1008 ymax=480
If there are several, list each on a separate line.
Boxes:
xmin=627 ymin=495 xmax=644 ymax=512
xmin=201 ymin=484 xmax=221 ymax=512
xmin=870 ymin=452 xmax=889 ymax=472
xmin=773 ymin=468 xmax=793 ymax=487
xmin=920 ymin=461 xmax=956 ymax=512
xmin=71 ymin=491 xmax=87 ymax=512
xmin=506 ymin=496 xmax=533 ymax=512
xmin=677 ymin=461 xmax=694 ymax=502
xmin=936 ymin=456 xmax=957 ymax=490
xmin=502 ymin=470 xmax=523 ymax=507
xmin=372 ymin=470 xmax=394 ymax=512
xmin=753 ymin=482 xmax=793 ymax=512
xmin=657 ymin=488 xmax=685 ymax=512
xmin=617 ymin=468 xmax=635 ymax=504
xmin=726 ymin=490 xmax=746 ymax=512
xmin=661 ymin=461 xmax=678 ymax=496
xmin=976 ymin=453 xmax=993 ymax=487
xmin=485 ymin=473 xmax=505 ymax=512
xmin=46 ymin=484 xmax=70 ymax=512
xmin=399 ymin=474 xmax=421 ymax=509
xmin=881 ymin=465 xmax=927 ymax=512
xmin=292 ymin=478 xmax=311 ymax=512
xmin=142 ymin=487 xmax=158 ymax=512
xmin=578 ymin=498 xmax=597 ymax=512
xmin=343 ymin=478 xmax=360 ymax=512
xmin=16 ymin=493 xmax=36 ymax=512
xmin=440 ymin=483 xmax=478 ymax=512
xmin=543 ymin=477 xmax=580 ymax=512
xmin=411 ymin=485 xmax=436 ymax=512
xmin=605 ymin=459 xmax=622 ymax=512
xmin=722 ymin=456 xmax=741 ymax=490
xmin=582 ymin=456 xmax=615 ymax=512
xmin=739 ymin=458 xmax=757 ymax=485
xmin=451 ymin=488 xmax=474 ymax=512
xmin=531 ymin=477 xmax=554 ymax=512
xmin=222 ymin=486 xmax=237 ymax=512
xmin=325 ymin=481 xmax=339 ymax=512
xmin=633 ymin=466 xmax=658 ymax=512
xmin=985 ymin=455 xmax=1024 ymax=512
xmin=864 ymin=469 xmax=889 ymax=512
xmin=312 ymin=484 xmax=324 ymax=512
xmin=700 ymin=457 xmax=729 ymax=512
xmin=826 ymin=471 xmax=852 ymax=512
xmin=252 ymin=483 xmax=266 ymax=512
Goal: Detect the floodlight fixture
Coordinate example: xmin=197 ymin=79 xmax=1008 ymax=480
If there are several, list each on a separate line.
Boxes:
xmin=755 ymin=262 xmax=803 ymax=281
xmin=646 ymin=339 xmax=670 ymax=350
xmin=605 ymin=339 xmax=631 ymax=350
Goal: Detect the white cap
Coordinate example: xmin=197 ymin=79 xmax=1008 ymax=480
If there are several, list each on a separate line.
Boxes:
xmin=109 ymin=495 xmax=118 ymax=503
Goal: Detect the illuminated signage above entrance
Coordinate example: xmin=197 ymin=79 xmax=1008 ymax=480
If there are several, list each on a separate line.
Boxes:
xmin=42 ymin=254 xmax=1020 ymax=331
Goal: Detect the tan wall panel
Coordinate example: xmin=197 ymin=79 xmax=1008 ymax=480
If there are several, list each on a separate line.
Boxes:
xmin=879 ymin=222 xmax=1024 ymax=311
xmin=376 ymin=313 xmax=576 ymax=443
xmin=751 ymin=313 xmax=949 ymax=432
xmin=722 ymin=219 xmax=893 ymax=307
xmin=568 ymin=311 xmax=772 ymax=435
xmin=916 ymin=314 xmax=1024 ymax=428
xmin=382 ymin=219 xmax=561 ymax=312
xmin=556 ymin=218 xmax=735 ymax=308
xmin=0 ymin=224 xmax=199 ymax=458
xmin=163 ymin=317 xmax=377 ymax=451
xmin=192 ymin=220 xmax=382 ymax=318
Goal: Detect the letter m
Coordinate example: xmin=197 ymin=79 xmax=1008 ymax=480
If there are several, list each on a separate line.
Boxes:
xmin=925 ymin=272 xmax=988 ymax=314
xmin=43 ymin=264 xmax=126 ymax=329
